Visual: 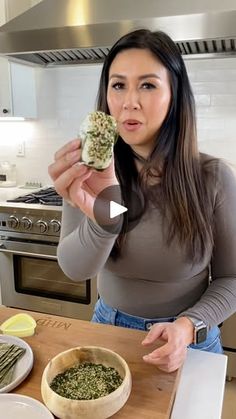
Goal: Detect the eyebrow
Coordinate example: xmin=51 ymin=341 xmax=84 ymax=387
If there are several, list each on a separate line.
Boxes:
xmin=109 ymin=73 xmax=161 ymax=80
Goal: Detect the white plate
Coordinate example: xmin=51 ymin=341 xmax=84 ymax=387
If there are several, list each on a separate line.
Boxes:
xmin=0 ymin=394 xmax=54 ymax=419
xmin=0 ymin=334 xmax=33 ymax=393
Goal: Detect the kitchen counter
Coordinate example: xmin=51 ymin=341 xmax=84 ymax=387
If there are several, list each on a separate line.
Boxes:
xmin=0 ymin=307 xmax=227 ymax=419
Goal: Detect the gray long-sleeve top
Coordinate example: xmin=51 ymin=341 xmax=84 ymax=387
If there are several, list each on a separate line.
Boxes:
xmin=57 ymin=154 xmax=236 ymax=329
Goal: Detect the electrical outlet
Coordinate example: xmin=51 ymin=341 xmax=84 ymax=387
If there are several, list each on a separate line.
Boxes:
xmin=16 ymin=141 xmax=25 ymax=157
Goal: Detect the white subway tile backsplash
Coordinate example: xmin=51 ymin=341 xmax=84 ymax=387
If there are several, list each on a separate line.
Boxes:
xmin=185 ymin=57 xmax=236 ymax=71
xmin=199 ymin=138 xmax=236 ymax=162
xmin=197 ymin=118 xmax=225 ymax=130
xmin=192 ymin=82 xmax=236 ymax=94
xmin=194 ymin=69 xmax=236 ymax=82
xmin=211 ymin=95 xmax=236 ymax=106
xmin=0 ymin=58 xmax=235 ymax=184
xmin=196 ymin=106 xmax=236 ymax=118
xmin=194 ymin=95 xmax=211 ymax=107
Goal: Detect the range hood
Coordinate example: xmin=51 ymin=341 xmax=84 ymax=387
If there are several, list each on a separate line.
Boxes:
xmin=0 ymin=0 xmax=236 ymax=66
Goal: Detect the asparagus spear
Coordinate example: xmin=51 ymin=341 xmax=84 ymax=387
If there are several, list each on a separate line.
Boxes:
xmin=0 ymin=342 xmax=26 ymax=388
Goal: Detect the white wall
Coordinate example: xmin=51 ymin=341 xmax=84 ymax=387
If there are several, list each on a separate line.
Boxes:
xmin=185 ymin=58 xmax=236 ymax=166
xmin=0 ymin=64 xmax=102 ymax=185
xmin=0 ymin=57 xmax=235 ymax=186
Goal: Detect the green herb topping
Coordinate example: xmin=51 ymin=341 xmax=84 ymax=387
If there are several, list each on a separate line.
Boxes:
xmin=79 ymin=111 xmax=118 ymax=170
xmin=50 ymin=361 xmax=123 ymax=400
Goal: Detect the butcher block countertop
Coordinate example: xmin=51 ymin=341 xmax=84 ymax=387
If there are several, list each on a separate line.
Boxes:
xmin=0 ymin=307 xmax=227 ymax=419
xmin=0 ymin=307 xmax=179 ymax=419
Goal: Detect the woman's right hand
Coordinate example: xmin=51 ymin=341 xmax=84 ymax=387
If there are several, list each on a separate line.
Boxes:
xmin=48 ymin=139 xmax=119 ymax=221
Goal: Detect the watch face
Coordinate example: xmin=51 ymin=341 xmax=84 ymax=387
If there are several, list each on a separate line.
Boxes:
xmin=197 ymin=326 xmax=207 ymax=343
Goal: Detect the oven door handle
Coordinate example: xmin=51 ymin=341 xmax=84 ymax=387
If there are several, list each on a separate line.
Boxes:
xmin=0 ymin=241 xmax=57 ymax=260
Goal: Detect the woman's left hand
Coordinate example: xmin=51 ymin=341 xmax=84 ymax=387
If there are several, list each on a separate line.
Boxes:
xmin=141 ymin=317 xmax=194 ymax=372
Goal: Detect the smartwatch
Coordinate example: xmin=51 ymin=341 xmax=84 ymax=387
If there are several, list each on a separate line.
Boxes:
xmin=187 ymin=317 xmax=207 ymax=344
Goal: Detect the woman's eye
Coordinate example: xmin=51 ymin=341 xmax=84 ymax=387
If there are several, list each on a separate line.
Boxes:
xmin=111 ymin=82 xmax=125 ymax=90
xmin=141 ymin=82 xmax=156 ymax=89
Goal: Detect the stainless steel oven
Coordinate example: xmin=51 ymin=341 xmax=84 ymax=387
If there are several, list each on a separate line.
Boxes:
xmin=0 ymin=188 xmax=97 ymax=320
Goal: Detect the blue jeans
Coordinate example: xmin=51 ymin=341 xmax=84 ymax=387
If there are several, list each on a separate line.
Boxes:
xmin=91 ymin=298 xmax=223 ymax=354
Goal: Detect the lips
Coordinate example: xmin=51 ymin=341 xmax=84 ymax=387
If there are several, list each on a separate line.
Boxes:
xmin=124 ymin=119 xmax=141 ymax=124
xmin=122 ymin=119 xmax=142 ymax=132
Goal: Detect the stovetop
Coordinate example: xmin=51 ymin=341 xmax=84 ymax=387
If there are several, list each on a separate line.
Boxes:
xmin=6 ymin=187 xmax=62 ymax=206
xmin=0 ymin=187 xmax=62 ymax=237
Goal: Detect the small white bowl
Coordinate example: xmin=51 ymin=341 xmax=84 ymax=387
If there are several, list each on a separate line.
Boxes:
xmin=41 ymin=346 xmax=132 ymax=419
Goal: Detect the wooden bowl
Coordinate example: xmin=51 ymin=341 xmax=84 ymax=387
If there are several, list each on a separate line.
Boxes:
xmin=41 ymin=346 xmax=132 ymax=419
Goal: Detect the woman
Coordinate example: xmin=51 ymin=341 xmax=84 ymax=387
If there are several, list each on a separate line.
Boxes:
xmin=48 ymin=29 xmax=236 ymax=372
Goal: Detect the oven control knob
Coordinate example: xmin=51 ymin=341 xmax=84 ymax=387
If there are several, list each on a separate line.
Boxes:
xmin=35 ymin=220 xmax=48 ymax=233
xmin=50 ymin=219 xmax=61 ymax=233
xmin=8 ymin=215 xmax=19 ymax=229
xmin=21 ymin=216 xmax=33 ymax=230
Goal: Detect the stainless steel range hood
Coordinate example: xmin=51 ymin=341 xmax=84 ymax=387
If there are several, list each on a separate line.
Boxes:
xmin=0 ymin=0 xmax=236 ymax=66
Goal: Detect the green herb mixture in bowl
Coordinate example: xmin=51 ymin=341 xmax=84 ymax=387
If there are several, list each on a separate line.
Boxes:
xmin=41 ymin=346 xmax=132 ymax=419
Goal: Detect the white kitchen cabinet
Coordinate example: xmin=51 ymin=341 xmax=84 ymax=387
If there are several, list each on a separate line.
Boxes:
xmin=0 ymin=0 xmax=6 ymax=26
xmin=10 ymin=61 xmax=37 ymax=118
xmin=0 ymin=57 xmax=37 ymax=118
xmin=0 ymin=0 xmax=38 ymax=118
xmin=0 ymin=57 xmax=11 ymax=116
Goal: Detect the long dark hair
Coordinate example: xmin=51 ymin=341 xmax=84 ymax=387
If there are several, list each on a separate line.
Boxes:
xmin=96 ymin=29 xmax=214 ymax=261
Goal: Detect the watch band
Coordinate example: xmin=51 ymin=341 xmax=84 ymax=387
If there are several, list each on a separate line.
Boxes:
xmin=187 ymin=317 xmax=207 ymax=344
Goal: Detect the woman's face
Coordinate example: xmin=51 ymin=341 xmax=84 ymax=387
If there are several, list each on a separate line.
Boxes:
xmin=107 ymin=48 xmax=172 ymax=158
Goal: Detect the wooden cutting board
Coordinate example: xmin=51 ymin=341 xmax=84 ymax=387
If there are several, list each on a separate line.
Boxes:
xmin=0 ymin=307 xmax=181 ymax=419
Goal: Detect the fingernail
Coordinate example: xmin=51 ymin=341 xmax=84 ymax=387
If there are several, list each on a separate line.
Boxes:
xmin=74 ymin=161 xmax=85 ymax=166
xmin=73 ymin=163 xmax=89 ymax=173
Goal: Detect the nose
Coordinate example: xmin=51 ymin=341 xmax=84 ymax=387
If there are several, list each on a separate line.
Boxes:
xmin=123 ymin=88 xmax=141 ymax=110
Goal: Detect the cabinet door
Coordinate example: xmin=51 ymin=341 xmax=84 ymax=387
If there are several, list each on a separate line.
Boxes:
xmin=0 ymin=57 xmax=12 ymax=116
xmin=0 ymin=1 xmax=38 ymax=118
xmin=0 ymin=0 xmax=6 ymax=26
xmin=10 ymin=62 xmax=37 ymax=118
xmin=0 ymin=58 xmax=37 ymax=118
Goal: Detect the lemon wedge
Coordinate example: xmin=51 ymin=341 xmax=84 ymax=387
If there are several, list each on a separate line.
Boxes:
xmin=0 ymin=313 xmax=36 ymax=337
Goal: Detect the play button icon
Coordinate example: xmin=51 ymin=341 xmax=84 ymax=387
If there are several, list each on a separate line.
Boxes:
xmin=93 ymin=185 xmax=143 ymax=234
xmin=110 ymin=201 xmax=128 ymax=219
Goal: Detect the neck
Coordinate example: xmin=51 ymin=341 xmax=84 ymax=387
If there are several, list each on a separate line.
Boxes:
xmin=131 ymin=148 xmax=162 ymax=183
xmin=131 ymin=149 xmax=148 ymax=163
